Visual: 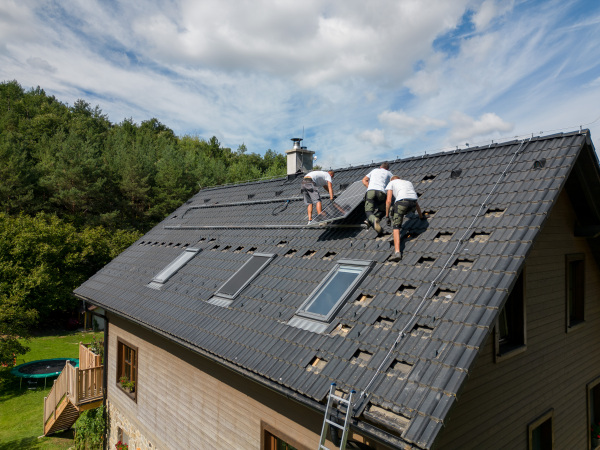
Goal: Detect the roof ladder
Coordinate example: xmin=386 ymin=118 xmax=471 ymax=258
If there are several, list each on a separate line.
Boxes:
xmin=318 ymin=383 xmax=355 ymax=450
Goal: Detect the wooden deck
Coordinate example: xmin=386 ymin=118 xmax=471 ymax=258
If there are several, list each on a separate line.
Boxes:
xmin=43 ymin=343 xmax=104 ymax=436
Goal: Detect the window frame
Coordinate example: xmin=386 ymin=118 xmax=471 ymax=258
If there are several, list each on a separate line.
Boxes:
xmin=565 ymin=253 xmax=585 ymax=331
xmin=261 ymin=421 xmax=306 ymax=450
xmin=116 ymin=338 xmax=138 ymax=402
xmin=210 ymin=253 xmax=275 ymax=302
xmin=296 ymin=259 xmax=373 ymax=323
xmin=117 ymin=427 xmax=130 ymax=447
xmin=528 ymin=409 xmax=554 ymax=450
xmin=495 ymin=269 xmax=527 ymax=361
xmin=151 ymin=247 xmax=200 ymax=285
xmin=587 ymin=376 xmax=600 ymax=450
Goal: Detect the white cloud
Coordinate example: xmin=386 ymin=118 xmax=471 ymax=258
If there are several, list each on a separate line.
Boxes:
xmin=378 ymin=110 xmax=446 ymax=134
xmin=448 ymin=111 xmax=513 ymax=142
xmin=357 ymin=129 xmax=388 ymax=147
xmin=129 ymin=0 xmax=471 ymax=86
xmin=404 ymin=68 xmax=441 ymax=97
xmin=26 ymin=57 xmax=56 ymax=73
xmin=0 ymin=0 xmax=599 ymax=169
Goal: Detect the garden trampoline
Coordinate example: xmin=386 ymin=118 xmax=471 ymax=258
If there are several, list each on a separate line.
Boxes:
xmin=11 ymin=358 xmax=79 ymax=388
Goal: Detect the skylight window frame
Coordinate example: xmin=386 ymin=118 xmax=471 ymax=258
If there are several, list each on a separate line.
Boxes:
xmin=212 ymin=252 xmax=275 ymax=301
xmin=296 ymin=259 xmax=373 ymax=323
xmin=151 ymin=248 xmax=200 ymax=285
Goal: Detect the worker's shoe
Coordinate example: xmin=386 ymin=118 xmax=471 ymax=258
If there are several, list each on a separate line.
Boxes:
xmin=363 ymin=219 xmax=371 ymax=229
xmin=373 ymin=218 xmax=383 ymax=234
xmin=388 ymin=251 xmax=402 ymax=262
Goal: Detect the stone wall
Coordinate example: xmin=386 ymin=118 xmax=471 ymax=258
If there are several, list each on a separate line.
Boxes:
xmin=107 ymin=399 xmax=155 ymax=450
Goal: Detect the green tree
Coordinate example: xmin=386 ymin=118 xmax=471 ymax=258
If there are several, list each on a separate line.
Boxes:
xmin=0 ymin=213 xmax=139 ymax=326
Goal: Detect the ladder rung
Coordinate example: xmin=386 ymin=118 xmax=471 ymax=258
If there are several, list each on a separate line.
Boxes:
xmin=329 ymin=394 xmax=351 ymax=404
xmin=319 ymin=446 xmax=331 ymax=450
xmin=325 ymin=419 xmax=345 ymax=430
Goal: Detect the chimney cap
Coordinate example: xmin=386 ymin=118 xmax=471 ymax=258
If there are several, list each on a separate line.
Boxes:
xmin=291 ymin=138 xmax=303 ymax=142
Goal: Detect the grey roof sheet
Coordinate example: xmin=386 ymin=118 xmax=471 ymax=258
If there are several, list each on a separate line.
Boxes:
xmin=75 ymin=131 xmax=594 ymax=449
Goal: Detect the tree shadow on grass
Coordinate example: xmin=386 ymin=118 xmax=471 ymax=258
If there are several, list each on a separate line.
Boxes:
xmin=0 ymin=367 xmax=52 ymax=402
xmin=0 ymin=429 xmax=74 ymax=450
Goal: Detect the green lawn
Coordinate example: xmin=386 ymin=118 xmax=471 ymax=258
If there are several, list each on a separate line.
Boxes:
xmin=0 ymin=330 xmax=103 ymax=450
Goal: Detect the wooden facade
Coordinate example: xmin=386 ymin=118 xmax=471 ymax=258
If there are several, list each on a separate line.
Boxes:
xmin=102 ymin=189 xmax=600 ymax=450
xmin=105 ymin=315 xmax=391 ymax=450
xmin=435 ymin=191 xmax=600 ymax=449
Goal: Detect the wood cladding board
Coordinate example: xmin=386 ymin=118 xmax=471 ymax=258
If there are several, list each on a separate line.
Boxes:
xmin=435 ymin=191 xmax=600 ymax=449
xmin=105 ymin=315 xmax=352 ymax=450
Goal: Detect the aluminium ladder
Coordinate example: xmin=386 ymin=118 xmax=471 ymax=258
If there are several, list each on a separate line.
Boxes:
xmin=318 ymin=383 xmax=355 ymax=450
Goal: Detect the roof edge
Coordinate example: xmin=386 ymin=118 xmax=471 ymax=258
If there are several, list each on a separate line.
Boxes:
xmin=76 ymin=294 xmax=415 ymax=449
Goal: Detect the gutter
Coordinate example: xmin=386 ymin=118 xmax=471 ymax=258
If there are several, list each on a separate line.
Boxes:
xmin=74 ymin=294 xmax=413 ymax=449
xmin=86 ymin=306 xmax=110 ymax=448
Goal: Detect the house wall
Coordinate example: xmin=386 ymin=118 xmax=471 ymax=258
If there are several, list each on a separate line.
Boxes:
xmin=105 ymin=314 xmax=387 ymax=450
xmin=434 ymin=190 xmax=600 ymax=449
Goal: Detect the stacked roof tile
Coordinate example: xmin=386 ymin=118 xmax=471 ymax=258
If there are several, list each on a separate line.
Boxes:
xmin=75 ymin=130 xmax=595 ymax=449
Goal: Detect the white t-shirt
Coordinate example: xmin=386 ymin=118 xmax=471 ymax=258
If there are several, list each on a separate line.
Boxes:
xmin=306 ymin=171 xmax=332 ymax=187
xmin=365 ymin=168 xmax=393 ymax=192
xmin=385 ymin=179 xmax=418 ymax=201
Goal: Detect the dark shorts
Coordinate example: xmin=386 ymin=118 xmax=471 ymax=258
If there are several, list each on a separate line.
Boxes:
xmin=391 ymin=199 xmax=417 ymax=229
xmin=301 ymin=179 xmax=321 ymax=205
xmin=364 ymin=190 xmax=386 ymax=219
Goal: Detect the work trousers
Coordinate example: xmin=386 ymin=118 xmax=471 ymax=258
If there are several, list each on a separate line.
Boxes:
xmin=364 ymin=190 xmax=386 ymax=224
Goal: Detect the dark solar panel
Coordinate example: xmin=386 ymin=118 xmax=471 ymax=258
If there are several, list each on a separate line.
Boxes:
xmin=309 ymin=180 xmax=366 ymax=225
xmin=217 ymin=254 xmax=272 ymax=297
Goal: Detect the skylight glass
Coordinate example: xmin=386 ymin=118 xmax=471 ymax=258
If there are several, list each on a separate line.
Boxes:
xmin=213 ymin=253 xmax=275 ymax=300
xmin=296 ymin=259 xmax=373 ymax=323
xmin=152 ymin=248 xmax=199 ymax=284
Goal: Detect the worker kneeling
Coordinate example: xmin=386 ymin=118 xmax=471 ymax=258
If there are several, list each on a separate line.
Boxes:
xmin=385 ymin=176 xmax=423 ymax=262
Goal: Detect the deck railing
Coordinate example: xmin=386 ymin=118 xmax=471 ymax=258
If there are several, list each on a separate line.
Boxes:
xmin=79 ymin=342 xmax=102 ymax=369
xmin=43 ymin=365 xmax=68 ymax=425
xmin=43 ymin=347 xmax=104 ymax=428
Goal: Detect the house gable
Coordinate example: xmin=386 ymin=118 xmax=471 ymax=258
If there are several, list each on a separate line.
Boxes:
xmin=434 ymin=187 xmax=600 ymax=449
xmin=75 ymin=130 xmax=598 ymax=449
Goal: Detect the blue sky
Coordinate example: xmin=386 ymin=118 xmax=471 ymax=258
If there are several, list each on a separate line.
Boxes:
xmin=1 ymin=0 xmax=600 ymax=168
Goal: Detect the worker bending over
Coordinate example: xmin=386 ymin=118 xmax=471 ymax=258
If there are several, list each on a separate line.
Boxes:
xmin=302 ymin=170 xmax=335 ymax=223
xmin=385 ymin=176 xmax=423 ymax=262
xmin=362 ymin=162 xmax=393 ymax=234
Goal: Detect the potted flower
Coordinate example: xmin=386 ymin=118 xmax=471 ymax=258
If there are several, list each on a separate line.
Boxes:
xmin=592 ymin=422 xmax=600 ymax=448
xmin=125 ymin=380 xmax=135 ymax=393
xmin=115 ymin=440 xmax=128 ymax=450
xmin=119 ymin=376 xmax=134 ymax=393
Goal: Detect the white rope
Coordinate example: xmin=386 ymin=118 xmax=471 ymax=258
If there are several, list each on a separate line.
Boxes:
xmin=355 ymin=137 xmax=532 ymax=405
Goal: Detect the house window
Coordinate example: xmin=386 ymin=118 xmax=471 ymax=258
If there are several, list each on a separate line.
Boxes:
xmin=150 ymin=248 xmax=199 ymax=286
xmin=528 ymin=410 xmax=553 ymax=450
xmin=296 ymin=260 xmax=373 ymax=322
xmin=566 ymin=254 xmax=585 ymax=329
xmin=588 ymin=378 xmax=600 ymax=449
xmin=117 ymin=427 xmax=130 ymax=447
xmin=264 ymin=430 xmax=297 ymax=450
xmin=208 ymin=253 xmax=275 ymax=306
xmin=496 ymin=271 xmax=526 ymax=358
xmin=117 ymin=339 xmax=137 ymax=400
xmin=261 ymin=422 xmax=304 ymax=450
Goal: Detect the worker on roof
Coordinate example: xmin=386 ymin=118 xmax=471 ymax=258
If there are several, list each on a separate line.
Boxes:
xmin=362 ymin=162 xmax=393 ymax=234
xmin=385 ymin=176 xmax=423 ymax=262
xmin=302 ymin=170 xmax=335 ymax=223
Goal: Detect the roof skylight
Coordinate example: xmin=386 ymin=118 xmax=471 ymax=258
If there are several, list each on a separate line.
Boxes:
xmin=295 ymin=259 xmax=373 ymax=323
xmin=208 ymin=253 xmax=275 ymax=306
xmin=150 ymin=248 xmax=200 ymax=286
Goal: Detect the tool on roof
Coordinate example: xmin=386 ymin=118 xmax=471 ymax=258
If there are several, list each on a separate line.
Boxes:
xmin=319 ymin=383 xmax=355 ymax=450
